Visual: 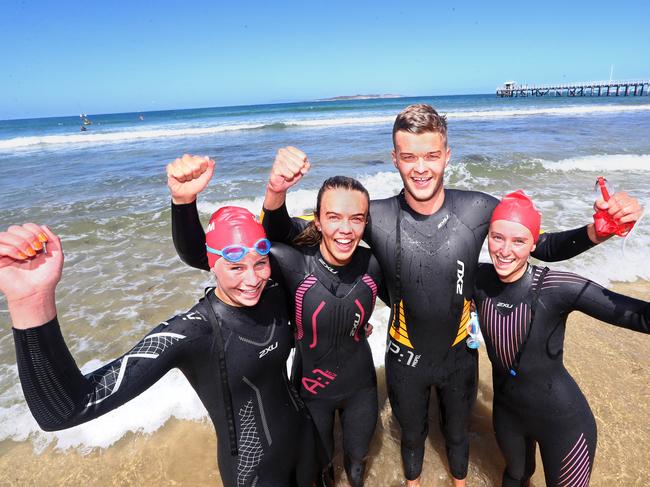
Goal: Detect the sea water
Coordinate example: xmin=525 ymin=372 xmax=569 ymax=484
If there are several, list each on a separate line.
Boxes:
xmin=0 ymin=94 xmax=648 ymax=468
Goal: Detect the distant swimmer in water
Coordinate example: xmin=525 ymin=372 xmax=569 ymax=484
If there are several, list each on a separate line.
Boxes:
xmin=473 ymin=190 xmax=649 ymax=487
xmin=169 ymin=151 xmax=384 ymax=487
xmin=0 ymin=205 xmax=319 ymax=486
xmin=139 ymin=114 xmax=144 ymax=121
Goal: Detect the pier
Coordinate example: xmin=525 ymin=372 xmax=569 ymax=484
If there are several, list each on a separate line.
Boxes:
xmin=496 ymin=80 xmax=649 ymax=97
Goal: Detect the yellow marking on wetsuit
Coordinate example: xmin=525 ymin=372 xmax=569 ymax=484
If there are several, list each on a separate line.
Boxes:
xmin=389 ymin=300 xmax=414 ymax=349
xmin=260 ymin=208 xmax=313 ymax=224
xmin=451 ymin=299 xmax=472 ymax=347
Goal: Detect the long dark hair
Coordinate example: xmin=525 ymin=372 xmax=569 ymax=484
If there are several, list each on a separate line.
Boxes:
xmin=293 ymin=176 xmax=370 ymax=247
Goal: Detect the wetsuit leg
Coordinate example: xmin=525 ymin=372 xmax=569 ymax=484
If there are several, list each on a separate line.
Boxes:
xmin=304 ymin=397 xmax=336 ymax=486
xmin=493 ymin=401 xmax=536 ymax=487
xmin=340 ymin=386 xmax=378 ymax=487
xmin=386 ymin=359 xmax=431 ymax=481
xmin=536 ymin=409 xmax=597 ymax=487
xmin=294 ymin=412 xmax=321 ymax=487
xmin=435 ymin=346 xmax=478 ymax=480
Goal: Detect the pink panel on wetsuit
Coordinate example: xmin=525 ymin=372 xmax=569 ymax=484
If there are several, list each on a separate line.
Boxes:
xmin=558 ymin=433 xmax=591 ymax=487
xmin=294 ymin=275 xmax=318 ymax=340
xmin=361 ymin=274 xmax=378 ymax=310
xmin=480 ymin=299 xmax=531 ymax=372
xmin=310 ymin=300 xmax=326 ymax=349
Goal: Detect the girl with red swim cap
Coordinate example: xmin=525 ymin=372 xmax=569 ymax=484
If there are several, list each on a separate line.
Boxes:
xmin=170 ymin=152 xmax=383 ymax=487
xmin=473 ymin=191 xmax=650 ymax=487
xmin=0 ymin=207 xmax=319 ymax=487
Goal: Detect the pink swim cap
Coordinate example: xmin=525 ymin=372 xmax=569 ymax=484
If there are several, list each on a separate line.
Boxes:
xmin=206 ymin=207 xmax=267 ymax=268
xmin=490 ymin=190 xmax=541 ymax=242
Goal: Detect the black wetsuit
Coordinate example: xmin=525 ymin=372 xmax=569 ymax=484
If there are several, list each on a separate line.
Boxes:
xmin=474 ymin=264 xmax=650 ymax=487
xmin=13 ymin=284 xmax=316 ymax=487
xmin=171 ymin=201 xmax=383 ymax=487
xmin=254 ymin=190 xmax=596 ymax=480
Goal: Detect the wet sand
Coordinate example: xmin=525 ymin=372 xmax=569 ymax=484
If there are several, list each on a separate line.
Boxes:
xmin=1 ymin=282 xmax=648 ymax=486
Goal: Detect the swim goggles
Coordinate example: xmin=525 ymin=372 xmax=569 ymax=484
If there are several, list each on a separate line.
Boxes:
xmin=205 ymin=238 xmax=272 ymax=263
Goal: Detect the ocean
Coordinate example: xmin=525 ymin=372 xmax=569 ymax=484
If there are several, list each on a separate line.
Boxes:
xmin=0 ymin=94 xmax=649 ymax=485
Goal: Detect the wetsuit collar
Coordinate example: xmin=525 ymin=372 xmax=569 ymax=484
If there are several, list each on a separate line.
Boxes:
xmin=398 ymin=188 xmax=448 ymax=220
xmin=399 ymin=187 xmax=447 ymax=217
xmin=316 ymin=249 xmax=342 ymax=275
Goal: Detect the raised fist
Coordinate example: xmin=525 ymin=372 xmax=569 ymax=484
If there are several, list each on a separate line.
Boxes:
xmin=166 ymin=154 xmax=216 ymax=204
xmin=267 ymin=146 xmax=311 ymax=194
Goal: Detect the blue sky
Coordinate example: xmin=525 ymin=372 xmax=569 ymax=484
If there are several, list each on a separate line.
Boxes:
xmin=1 ymin=0 xmax=648 ymax=119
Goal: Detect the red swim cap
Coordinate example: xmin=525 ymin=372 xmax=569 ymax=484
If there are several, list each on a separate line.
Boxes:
xmin=206 ymin=206 xmax=267 ymax=268
xmin=490 ymin=190 xmax=541 ymax=242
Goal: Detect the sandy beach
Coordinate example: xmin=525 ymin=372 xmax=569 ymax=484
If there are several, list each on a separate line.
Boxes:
xmin=1 ymin=281 xmax=647 ymax=487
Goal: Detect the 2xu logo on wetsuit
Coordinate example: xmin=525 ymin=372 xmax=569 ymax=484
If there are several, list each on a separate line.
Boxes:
xmin=258 ymin=341 xmax=278 ymax=358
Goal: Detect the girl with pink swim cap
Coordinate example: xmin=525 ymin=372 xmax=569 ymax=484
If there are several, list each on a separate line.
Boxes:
xmin=0 ymin=206 xmax=319 ymax=487
xmin=472 ymin=190 xmax=650 ymax=487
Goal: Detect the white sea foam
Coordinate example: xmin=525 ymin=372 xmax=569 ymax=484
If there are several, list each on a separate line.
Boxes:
xmin=0 ymin=362 xmax=208 ymax=452
xmin=447 ymin=103 xmax=650 ymax=120
xmin=541 ymin=154 xmax=650 ymax=172
xmin=3 ymin=103 xmax=650 ymax=151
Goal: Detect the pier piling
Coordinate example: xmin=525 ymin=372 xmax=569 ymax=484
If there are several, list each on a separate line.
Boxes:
xmin=497 ymin=80 xmax=650 ymax=97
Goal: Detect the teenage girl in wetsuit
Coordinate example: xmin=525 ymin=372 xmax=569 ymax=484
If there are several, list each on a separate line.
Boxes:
xmin=168 ymin=151 xmax=383 ymax=487
xmin=473 ymin=191 xmax=649 ymax=487
xmin=0 ymin=207 xmax=317 ymax=487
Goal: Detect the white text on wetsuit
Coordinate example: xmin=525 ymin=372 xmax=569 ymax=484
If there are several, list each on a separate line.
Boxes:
xmin=456 ymin=260 xmax=465 ymax=295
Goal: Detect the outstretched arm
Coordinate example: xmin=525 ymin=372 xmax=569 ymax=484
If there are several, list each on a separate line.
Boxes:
xmin=14 ymin=312 xmax=203 ymax=431
xmin=558 ymin=272 xmax=649 ymax=334
xmin=531 ymin=226 xmax=596 ymax=262
xmin=1 ymin=224 xmax=205 ymax=431
xmin=167 ymin=154 xmax=215 ymax=271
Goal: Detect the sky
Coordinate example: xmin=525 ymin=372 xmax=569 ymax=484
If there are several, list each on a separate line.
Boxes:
xmin=1 ymin=0 xmax=649 ymax=119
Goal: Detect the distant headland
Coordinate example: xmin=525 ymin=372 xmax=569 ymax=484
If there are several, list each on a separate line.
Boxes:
xmin=318 ymin=94 xmax=403 ymax=101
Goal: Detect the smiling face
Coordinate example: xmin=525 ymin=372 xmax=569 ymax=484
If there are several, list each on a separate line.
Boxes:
xmin=488 ymin=219 xmax=537 ymax=283
xmin=392 ymin=130 xmax=450 ymax=214
xmin=212 ymin=252 xmax=271 ymax=307
xmin=315 ymin=187 xmax=368 ymax=266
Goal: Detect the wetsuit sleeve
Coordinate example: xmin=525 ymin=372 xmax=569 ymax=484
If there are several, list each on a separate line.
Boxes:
xmin=557 ymin=274 xmax=650 ymax=333
xmin=269 ymin=243 xmax=306 ymax=292
xmin=171 ymin=200 xmax=210 ymax=271
xmin=261 ymin=203 xmax=310 ymax=243
xmin=531 ymin=225 xmax=596 ymax=262
xmin=369 ymin=255 xmax=388 ymax=306
xmin=12 ymin=311 xmax=206 ymax=431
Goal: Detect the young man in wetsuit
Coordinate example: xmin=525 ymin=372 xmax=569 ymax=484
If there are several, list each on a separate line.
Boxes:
xmin=259 ymin=105 xmax=643 ymax=486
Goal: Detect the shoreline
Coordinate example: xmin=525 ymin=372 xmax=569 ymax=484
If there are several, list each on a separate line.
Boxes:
xmin=1 ymin=281 xmax=648 ymax=486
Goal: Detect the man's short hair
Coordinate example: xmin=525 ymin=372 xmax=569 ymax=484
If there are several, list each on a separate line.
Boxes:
xmin=392 ymin=104 xmax=448 ymax=148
